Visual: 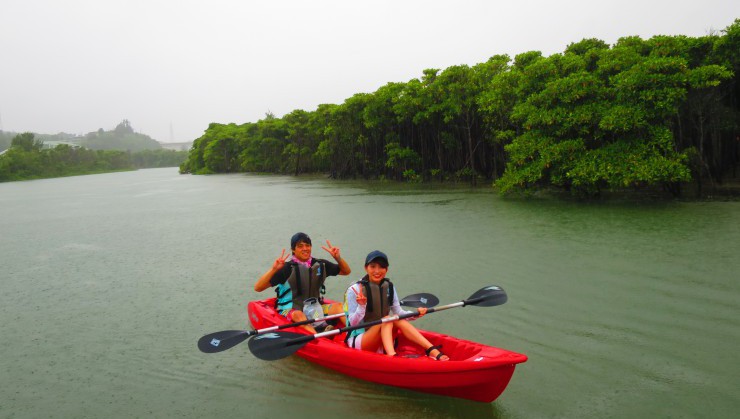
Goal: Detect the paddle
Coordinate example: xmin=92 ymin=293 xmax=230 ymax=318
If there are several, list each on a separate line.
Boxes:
xmin=198 ymin=312 xmax=345 ymax=354
xmin=197 ymin=292 xmax=439 ymax=354
xmin=248 ymin=285 xmax=507 ymax=361
xmin=399 ymin=292 xmax=439 ymax=308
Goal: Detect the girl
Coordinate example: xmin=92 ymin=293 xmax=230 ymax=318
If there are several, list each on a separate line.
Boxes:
xmin=344 ymin=250 xmax=448 ymax=360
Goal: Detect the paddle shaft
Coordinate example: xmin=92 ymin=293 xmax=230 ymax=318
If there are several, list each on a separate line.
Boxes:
xmin=199 ymin=291 xmax=440 ymax=353
xmin=250 ymin=292 xmax=445 ymax=341
xmin=246 ymin=312 xmax=345 ymax=337
xmin=248 ymin=292 xmax=443 ymax=338
xmin=281 ymin=299 xmax=474 ymax=348
xmin=243 ymin=291 xmax=438 ymax=337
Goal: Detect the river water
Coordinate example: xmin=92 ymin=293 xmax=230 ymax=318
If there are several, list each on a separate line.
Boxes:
xmin=1 ymin=168 xmax=738 ymax=418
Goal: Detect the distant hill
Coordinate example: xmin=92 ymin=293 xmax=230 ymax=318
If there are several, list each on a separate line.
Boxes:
xmin=1 ymin=120 xmax=164 ymax=153
xmin=78 ymin=120 xmax=161 ymax=152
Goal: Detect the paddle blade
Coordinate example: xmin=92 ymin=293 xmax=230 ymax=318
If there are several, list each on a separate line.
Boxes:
xmin=248 ymin=331 xmax=310 ymax=361
xmin=399 ymin=293 xmax=439 ymax=308
xmin=198 ymin=330 xmax=250 ymax=353
xmin=464 ymin=285 xmax=508 ymax=307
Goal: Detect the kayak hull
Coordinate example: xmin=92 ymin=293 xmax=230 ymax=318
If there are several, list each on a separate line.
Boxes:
xmin=247 ymin=298 xmax=527 ymax=403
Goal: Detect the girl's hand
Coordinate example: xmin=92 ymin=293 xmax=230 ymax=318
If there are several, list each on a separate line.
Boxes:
xmin=355 ymin=285 xmax=367 ymax=306
xmin=417 ymin=307 xmax=427 ymax=317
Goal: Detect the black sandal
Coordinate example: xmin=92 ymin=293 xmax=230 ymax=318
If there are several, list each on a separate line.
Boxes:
xmin=425 ymin=344 xmax=449 ymax=361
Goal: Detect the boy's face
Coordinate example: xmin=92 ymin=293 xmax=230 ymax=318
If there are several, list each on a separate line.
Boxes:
xmin=364 ymin=262 xmax=388 ymax=282
xmin=292 ymin=241 xmax=312 ymax=262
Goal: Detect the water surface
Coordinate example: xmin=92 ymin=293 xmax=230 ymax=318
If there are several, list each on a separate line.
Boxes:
xmin=1 ymin=168 xmax=738 ymax=418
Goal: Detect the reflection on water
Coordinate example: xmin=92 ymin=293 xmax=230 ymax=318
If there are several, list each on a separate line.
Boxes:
xmin=1 ymin=169 xmax=738 ymax=418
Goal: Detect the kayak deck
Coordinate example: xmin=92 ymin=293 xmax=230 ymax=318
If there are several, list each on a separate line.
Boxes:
xmin=247 ymin=298 xmax=527 ymax=402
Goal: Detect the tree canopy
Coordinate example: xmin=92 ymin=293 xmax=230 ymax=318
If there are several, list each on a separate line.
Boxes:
xmin=180 ymin=20 xmax=739 ymax=197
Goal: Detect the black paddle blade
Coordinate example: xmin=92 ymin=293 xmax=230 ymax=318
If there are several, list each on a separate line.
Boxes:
xmin=248 ymin=331 xmax=310 ymax=361
xmin=464 ymin=285 xmax=508 ymax=307
xmin=399 ymin=293 xmax=439 ymax=308
xmin=198 ymin=330 xmax=251 ymax=353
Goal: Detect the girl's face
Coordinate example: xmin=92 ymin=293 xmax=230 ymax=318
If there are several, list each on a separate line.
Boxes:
xmin=365 ymin=262 xmax=388 ymax=283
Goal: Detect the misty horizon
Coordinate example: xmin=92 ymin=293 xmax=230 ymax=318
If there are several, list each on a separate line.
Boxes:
xmin=1 ymin=0 xmax=736 ymax=143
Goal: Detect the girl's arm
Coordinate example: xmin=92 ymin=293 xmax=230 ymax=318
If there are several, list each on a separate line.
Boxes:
xmin=346 ymin=284 xmax=367 ymax=326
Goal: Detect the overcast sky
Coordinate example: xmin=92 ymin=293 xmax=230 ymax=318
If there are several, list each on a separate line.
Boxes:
xmin=1 ymin=0 xmax=737 ymax=143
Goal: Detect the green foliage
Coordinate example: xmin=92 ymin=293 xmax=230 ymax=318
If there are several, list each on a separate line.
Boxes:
xmin=385 ymin=142 xmax=421 ymax=180
xmin=402 ymin=169 xmax=421 ymax=183
xmin=566 ymin=127 xmax=692 ymax=191
xmin=0 ymin=134 xmax=131 ymax=182
xmin=178 ymin=22 xmax=739 ymax=197
xmin=454 ymin=167 xmax=477 ymax=182
xmin=11 ymin=132 xmax=44 ymax=152
xmin=565 ymin=38 xmax=610 ymax=56
xmin=130 ymin=149 xmax=188 ymax=168
xmin=497 ymin=31 xmax=733 ymax=196
xmin=0 ymin=133 xmax=187 ymax=182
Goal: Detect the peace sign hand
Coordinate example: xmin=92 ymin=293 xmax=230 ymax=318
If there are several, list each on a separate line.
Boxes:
xmin=272 ymin=249 xmax=289 ymax=271
xmin=321 ymin=240 xmax=341 ymax=261
xmin=354 ymin=285 xmax=367 ymax=306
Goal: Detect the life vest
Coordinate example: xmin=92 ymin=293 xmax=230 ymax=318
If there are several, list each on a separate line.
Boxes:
xmin=344 ymin=276 xmax=395 ymax=345
xmin=275 ymin=259 xmax=327 ymax=310
xmin=357 ymin=276 xmax=395 ymax=323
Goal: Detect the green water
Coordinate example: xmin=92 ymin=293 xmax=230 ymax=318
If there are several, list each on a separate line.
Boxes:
xmin=1 ymin=168 xmax=738 ymax=418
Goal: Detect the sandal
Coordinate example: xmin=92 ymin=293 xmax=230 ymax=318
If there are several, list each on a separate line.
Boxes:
xmin=425 ymin=345 xmax=449 ymax=361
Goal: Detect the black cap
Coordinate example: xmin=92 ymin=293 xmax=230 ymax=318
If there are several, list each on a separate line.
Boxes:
xmin=364 ymin=250 xmax=389 ymax=267
xmin=290 ymin=232 xmax=311 ymax=249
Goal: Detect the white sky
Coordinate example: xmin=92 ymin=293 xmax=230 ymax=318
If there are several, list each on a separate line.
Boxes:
xmin=1 ymin=0 xmax=737 ymax=143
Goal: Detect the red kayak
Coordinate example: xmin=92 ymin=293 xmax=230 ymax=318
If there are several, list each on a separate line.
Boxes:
xmin=247 ymin=298 xmax=527 ymax=402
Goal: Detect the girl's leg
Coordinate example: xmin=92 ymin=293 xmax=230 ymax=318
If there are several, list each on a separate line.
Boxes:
xmin=380 ymin=322 xmax=396 ymax=356
xmin=359 ymin=324 xmax=383 ymax=352
xmin=394 ymin=320 xmax=449 ymax=360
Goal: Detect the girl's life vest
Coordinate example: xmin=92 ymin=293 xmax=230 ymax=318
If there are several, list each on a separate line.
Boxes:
xmin=358 ymin=276 xmax=395 ymax=323
xmin=275 ymin=259 xmax=328 ymax=310
xmin=345 ymin=276 xmax=396 ymax=344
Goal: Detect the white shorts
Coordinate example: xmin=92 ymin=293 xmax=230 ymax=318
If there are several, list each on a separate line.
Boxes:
xmin=347 ymin=332 xmax=363 ymax=349
xmin=346 ymin=332 xmax=384 ymax=353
